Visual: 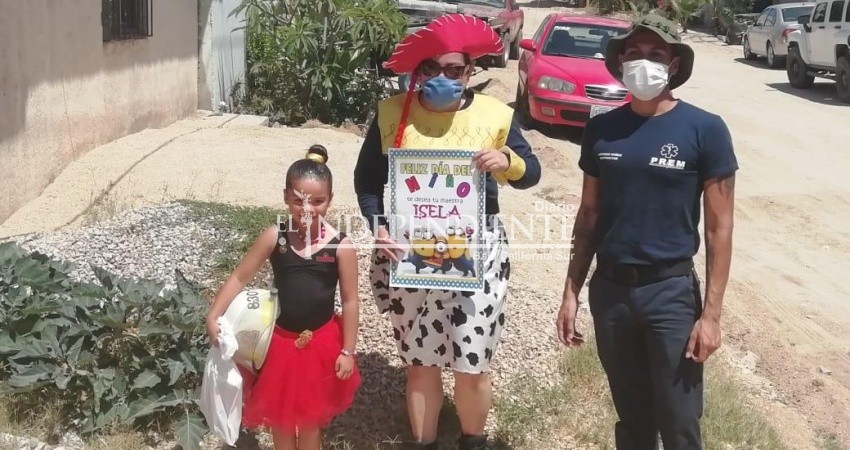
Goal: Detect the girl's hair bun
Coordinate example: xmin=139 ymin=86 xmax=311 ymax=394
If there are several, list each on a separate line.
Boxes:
xmin=305 ymin=144 xmax=328 ymax=165
xmin=287 ymin=144 xmax=332 ymax=190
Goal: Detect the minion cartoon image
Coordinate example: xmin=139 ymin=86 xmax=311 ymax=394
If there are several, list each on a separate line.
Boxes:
xmin=447 ymin=225 xmax=477 ymax=277
xmin=403 ymin=228 xmax=436 ymax=274
xmin=422 ymin=233 xmax=450 ymax=271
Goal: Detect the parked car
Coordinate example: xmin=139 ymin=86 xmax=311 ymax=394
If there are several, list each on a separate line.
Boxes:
xmin=786 ymin=0 xmax=850 ymax=102
xmin=373 ymin=0 xmax=525 ymax=92
xmin=722 ymin=13 xmax=760 ymax=45
xmin=743 ymin=2 xmax=814 ymax=68
xmin=515 ymin=14 xmax=631 ymax=128
xmin=395 ymin=0 xmax=524 ymax=68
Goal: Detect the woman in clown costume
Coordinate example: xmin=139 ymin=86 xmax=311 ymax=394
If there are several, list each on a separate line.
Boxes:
xmin=354 ymin=14 xmax=541 ymax=450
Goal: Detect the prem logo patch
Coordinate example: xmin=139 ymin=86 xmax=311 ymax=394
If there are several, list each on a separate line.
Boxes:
xmin=316 ymin=252 xmax=336 ymax=263
xmin=649 ymin=144 xmax=686 ymax=170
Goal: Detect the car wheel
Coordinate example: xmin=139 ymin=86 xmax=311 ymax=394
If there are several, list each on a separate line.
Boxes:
xmin=786 ymin=46 xmax=815 ymax=89
xmin=514 ymin=83 xmax=536 ymax=129
xmin=836 ymin=55 xmax=850 ymax=103
xmin=493 ymin=35 xmax=510 ymax=68
xmin=509 ymin=29 xmax=522 ymax=60
xmin=743 ymin=37 xmax=757 ymax=60
xmin=767 ymin=42 xmax=782 ymax=69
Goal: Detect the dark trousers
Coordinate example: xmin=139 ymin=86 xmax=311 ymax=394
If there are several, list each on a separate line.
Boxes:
xmin=589 ymin=270 xmax=704 ymax=450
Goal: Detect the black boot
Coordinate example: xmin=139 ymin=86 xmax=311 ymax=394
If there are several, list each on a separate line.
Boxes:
xmin=457 ymin=434 xmax=490 ymax=450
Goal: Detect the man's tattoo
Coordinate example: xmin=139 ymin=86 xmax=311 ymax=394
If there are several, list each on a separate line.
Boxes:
xmin=719 ymin=175 xmax=735 ymax=197
xmin=568 ymin=212 xmax=595 ymax=282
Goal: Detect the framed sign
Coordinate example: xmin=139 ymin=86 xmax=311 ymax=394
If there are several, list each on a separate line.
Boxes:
xmin=388 ymin=149 xmax=486 ymax=291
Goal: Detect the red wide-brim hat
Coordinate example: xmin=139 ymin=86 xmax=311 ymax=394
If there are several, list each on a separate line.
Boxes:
xmin=383 ymin=14 xmax=504 ymax=75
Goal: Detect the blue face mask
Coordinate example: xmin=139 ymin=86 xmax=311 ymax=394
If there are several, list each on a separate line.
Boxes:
xmin=421 ymin=76 xmax=464 ymax=109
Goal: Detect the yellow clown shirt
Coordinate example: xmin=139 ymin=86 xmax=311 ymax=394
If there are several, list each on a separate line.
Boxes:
xmin=354 ymin=90 xmax=541 ymax=229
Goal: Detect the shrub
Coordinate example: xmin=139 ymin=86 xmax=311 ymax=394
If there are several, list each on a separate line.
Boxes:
xmin=0 ymin=242 xmax=208 ymax=450
xmin=233 ymin=0 xmax=407 ymax=126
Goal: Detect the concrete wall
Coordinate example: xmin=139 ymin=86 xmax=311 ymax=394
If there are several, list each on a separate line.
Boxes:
xmin=0 ymin=0 xmax=198 ymax=224
xmin=198 ymin=0 xmax=246 ymax=111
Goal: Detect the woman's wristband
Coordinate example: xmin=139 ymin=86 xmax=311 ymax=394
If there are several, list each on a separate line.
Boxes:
xmin=340 ymin=349 xmax=357 ymax=357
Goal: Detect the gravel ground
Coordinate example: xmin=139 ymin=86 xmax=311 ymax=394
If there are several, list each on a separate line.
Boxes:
xmin=2 ymin=202 xmax=581 ymax=449
xmin=9 ymin=203 xmax=232 ymax=291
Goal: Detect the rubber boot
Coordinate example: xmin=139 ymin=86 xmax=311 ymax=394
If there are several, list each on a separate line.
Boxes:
xmin=457 ymin=434 xmax=490 ymax=450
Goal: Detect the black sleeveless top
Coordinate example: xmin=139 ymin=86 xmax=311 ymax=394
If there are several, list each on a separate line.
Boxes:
xmin=271 ymin=226 xmax=343 ymax=332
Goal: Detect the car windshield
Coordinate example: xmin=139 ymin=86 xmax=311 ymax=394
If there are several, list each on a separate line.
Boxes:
xmin=781 ymin=6 xmax=813 ymax=22
xmin=542 ymin=23 xmax=628 ymax=59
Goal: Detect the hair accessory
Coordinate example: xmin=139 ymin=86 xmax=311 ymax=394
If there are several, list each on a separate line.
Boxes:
xmin=306 ymin=152 xmax=326 ymax=164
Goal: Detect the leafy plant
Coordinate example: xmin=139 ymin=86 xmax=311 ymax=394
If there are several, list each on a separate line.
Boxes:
xmin=232 ymin=0 xmax=407 ymax=126
xmin=0 ymin=242 xmax=209 ymax=450
xmin=629 ymin=0 xmax=657 ymax=16
xmin=668 ymin=0 xmax=707 ymax=31
xmin=591 ymin=0 xmax=631 ymax=15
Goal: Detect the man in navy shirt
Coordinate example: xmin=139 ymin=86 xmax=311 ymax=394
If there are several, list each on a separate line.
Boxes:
xmin=556 ymin=14 xmax=737 ymax=450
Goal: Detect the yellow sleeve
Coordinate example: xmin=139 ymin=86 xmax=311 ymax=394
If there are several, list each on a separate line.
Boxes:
xmin=491 ymin=146 xmax=527 ymax=185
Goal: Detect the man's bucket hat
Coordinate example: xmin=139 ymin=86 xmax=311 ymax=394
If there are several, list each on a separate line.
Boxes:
xmin=604 ymin=13 xmax=695 ymax=90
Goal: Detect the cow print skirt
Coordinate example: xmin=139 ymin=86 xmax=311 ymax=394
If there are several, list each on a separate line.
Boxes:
xmin=369 ymin=218 xmax=510 ymax=374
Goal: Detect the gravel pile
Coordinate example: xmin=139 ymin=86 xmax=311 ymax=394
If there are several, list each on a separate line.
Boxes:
xmin=8 ymin=203 xmax=233 ymax=291
xmin=3 ymin=203 xmax=577 ymax=449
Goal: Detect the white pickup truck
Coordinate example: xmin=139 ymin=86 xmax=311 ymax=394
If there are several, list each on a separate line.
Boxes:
xmin=785 ymin=0 xmax=850 ymax=102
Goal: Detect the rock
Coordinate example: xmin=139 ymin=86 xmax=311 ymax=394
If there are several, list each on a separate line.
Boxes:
xmin=0 ymin=432 xmax=52 ymax=450
xmin=737 ymin=350 xmax=759 ymax=373
xmin=818 ymin=366 xmax=833 ymax=375
xmin=14 ymin=203 xmax=221 ymax=290
xmin=59 ymin=431 xmax=84 ymax=449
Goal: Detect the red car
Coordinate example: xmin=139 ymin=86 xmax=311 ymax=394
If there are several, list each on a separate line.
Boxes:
xmin=516 ymin=14 xmax=632 ymax=128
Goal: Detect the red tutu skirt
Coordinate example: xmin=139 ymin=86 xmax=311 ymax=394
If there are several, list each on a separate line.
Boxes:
xmin=241 ymin=315 xmax=360 ymax=433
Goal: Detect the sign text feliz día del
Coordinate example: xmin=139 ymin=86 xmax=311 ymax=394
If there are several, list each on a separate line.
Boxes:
xmin=400 ymin=162 xmax=474 ymax=219
xmin=400 ymin=163 xmax=473 ymax=176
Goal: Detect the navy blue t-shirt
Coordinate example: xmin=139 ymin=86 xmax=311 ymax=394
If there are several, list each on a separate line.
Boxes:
xmin=579 ymin=101 xmax=738 ymax=265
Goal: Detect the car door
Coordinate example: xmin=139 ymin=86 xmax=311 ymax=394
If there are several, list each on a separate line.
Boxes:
xmin=764 ymin=8 xmax=778 ymax=51
xmin=826 ymin=0 xmax=847 ymax=63
xmin=844 ymin=0 xmax=850 ymax=43
xmin=750 ymin=9 xmax=770 ymax=53
xmin=842 ymin=1 xmax=850 ymax=63
xmin=841 ymin=2 xmax=850 ymax=26
xmin=519 ymin=15 xmax=552 ymax=90
xmin=501 ymin=0 xmax=514 ymax=41
xmin=505 ymin=0 xmax=522 ymax=41
xmin=809 ymin=1 xmax=830 ymax=64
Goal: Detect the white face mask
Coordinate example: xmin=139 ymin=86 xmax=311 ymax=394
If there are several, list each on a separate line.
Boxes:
xmin=621 ymin=59 xmax=670 ymax=101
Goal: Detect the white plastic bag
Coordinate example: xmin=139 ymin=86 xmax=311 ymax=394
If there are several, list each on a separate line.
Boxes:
xmin=200 ymin=317 xmax=242 ymax=446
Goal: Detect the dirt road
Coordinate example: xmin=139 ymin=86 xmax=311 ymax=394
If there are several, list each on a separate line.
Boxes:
xmin=479 ymin=2 xmax=850 ymax=446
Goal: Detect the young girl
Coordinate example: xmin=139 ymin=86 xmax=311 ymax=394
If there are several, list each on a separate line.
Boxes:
xmin=205 ymin=145 xmax=360 ymax=450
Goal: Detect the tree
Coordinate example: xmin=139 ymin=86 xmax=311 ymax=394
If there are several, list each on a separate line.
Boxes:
xmin=232 ymin=0 xmax=407 ymax=126
xmin=669 ymin=0 xmax=706 ymax=31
